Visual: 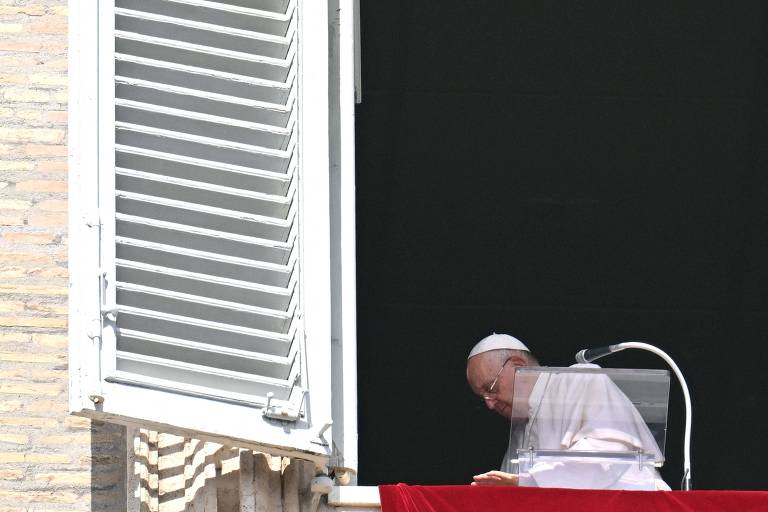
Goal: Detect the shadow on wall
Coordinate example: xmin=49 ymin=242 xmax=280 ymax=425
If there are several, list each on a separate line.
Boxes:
xmin=126 ymin=429 xmax=316 ymax=511
xmin=88 ymin=421 xmax=127 ymax=509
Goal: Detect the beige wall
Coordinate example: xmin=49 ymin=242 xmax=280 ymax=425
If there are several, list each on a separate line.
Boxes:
xmin=0 ymin=1 xmax=126 ymax=509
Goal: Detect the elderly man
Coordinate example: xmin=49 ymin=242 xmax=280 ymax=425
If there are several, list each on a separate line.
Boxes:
xmin=466 ymin=333 xmax=670 ymax=490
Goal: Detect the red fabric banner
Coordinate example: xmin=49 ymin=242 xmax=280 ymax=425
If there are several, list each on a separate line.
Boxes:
xmin=379 ymin=485 xmax=768 ymax=512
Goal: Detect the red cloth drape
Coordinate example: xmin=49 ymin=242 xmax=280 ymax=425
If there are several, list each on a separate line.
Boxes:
xmin=379 ymin=485 xmax=768 ymax=512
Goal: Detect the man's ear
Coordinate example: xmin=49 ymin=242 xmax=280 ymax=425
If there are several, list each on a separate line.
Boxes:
xmin=510 ymin=354 xmax=530 ymax=367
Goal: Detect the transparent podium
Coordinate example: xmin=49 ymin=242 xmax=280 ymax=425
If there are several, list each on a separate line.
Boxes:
xmin=508 ymin=366 xmax=671 ymax=490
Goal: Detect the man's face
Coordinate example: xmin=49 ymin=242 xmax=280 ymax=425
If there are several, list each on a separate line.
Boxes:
xmin=466 ymin=352 xmax=519 ymax=420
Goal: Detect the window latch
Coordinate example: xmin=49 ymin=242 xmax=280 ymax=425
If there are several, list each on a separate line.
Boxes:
xmin=97 ymin=270 xmax=118 ymax=320
xmin=84 ymin=215 xmax=101 ymax=229
xmin=88 ymin=269 xmax=115 ymax=339
xmin=311 ymin=421 xmax=332 ymax=447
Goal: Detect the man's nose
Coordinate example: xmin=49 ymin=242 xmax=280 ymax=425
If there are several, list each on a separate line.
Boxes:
xmin=483 ymin=397 xmax=497 ymax=411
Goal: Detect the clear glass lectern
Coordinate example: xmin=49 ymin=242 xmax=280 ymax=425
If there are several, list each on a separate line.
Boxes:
xmin=509 ymin=366 xmax=671 ymax=490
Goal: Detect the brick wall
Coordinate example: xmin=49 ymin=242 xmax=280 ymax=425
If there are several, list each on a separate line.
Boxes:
xmin=0 ymin=1 xmax=126 ymax=510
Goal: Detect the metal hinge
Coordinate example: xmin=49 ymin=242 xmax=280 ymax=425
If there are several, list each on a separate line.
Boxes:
xmin=261 ymin=389 xmax=306 ymax=422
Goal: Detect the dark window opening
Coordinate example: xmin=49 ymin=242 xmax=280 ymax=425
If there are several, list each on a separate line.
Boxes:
xmin=356 ymin=1 xmax=768 ymax=490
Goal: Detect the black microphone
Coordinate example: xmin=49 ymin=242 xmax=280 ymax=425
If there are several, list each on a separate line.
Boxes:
xmin=574 ymin=345 xmax=619 ymax=363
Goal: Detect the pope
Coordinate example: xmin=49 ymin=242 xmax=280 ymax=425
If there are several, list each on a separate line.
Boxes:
xmin=466 ymin=333 xmax=670 ymax=490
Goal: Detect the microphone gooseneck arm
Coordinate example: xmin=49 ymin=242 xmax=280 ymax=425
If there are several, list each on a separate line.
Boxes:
xmin=574 ymin=341 xmax=693 ymax=491
xmin=575 ymin=344 xmax=621 ymax=364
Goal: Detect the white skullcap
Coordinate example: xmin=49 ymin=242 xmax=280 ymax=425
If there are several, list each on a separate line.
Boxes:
xmin=468 ymin=333 xmax=530 ymax=359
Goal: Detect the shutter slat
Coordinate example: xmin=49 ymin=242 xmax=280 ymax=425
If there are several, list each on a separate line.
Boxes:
xmin=118 ymin=330 xmax=296 ymax=379
xmin=116 ymin=237 xmax=294 ymax=288
xmin=107 ymin=370 xmax=296 ymax=406
xmin=120 ymin=328 xmax=296 ymax=366
xmin=115 ymin=100 xmax=292 ymax=149
xmin=116 ymin=123 xmax=293 ymax=172
xmin=118 ymin=307 xmax=294 ymax=356
xmin=116 ymin=213 xmax=294 ymax=248
xmin=116 ymin=214 xmax=294 ymax=264
xmin=116 ymin=195 xmax=292 ymax=241
xmin=116 ymin=121 xmax=293 ymax=158
xmin=115 ymin=192 xmax=291 ymax=232
xmin=116 ymin=285 xmax=294 ymax=333
xmin=116 ymin=260 xmax=294 ymax=309
xmin=117 ymin=259 xmax=294 ymax=297
xmin=218 ymin=0 xmax=293 ymax=16
xmin=114 ymin=351 xmax=296 ymax=400
xmin=115 ymin=79 xmax=293 ymax=127
xmin=116 ymin=180 xmax=292 ymax=220
xmin=116 ymin=0 xmax=294 ymax=33
xmin=115 ymin=6 xmax=293 ymax=42
xmin=116 ymin=56 xmax=294 ymax=103
xmin=115 ymin=77 xmax=293 ymax=113
xmin=115 ymin=31 xmax=293 ymax=81
xmin=115 ymin=146 xmax=293 ymax=196
xmin=116 ymin=27 xmax=294 ymax=69
xmin=115 ymin=8 xmax=292 ymax=58
xmin=117 ymin=167 xmax=292 ymax=203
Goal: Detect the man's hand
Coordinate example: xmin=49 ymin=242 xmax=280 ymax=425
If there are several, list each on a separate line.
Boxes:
xmin=471 ymin=471 xmax=519 ymax=486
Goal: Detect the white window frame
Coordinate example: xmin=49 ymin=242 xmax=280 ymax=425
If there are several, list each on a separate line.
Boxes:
xmin=68 ymin=0 xmax=358 ymax=469
xmin=330 ymin=0 xmax=359 ymax=476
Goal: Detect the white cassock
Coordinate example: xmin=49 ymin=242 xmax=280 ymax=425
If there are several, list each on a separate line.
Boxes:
xmin=503 ymin=364 xmax=671 ymax=490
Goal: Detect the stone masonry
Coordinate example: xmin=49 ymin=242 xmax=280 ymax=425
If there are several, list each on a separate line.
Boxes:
xmin=0 ymin=1 xmax=126 ymax=510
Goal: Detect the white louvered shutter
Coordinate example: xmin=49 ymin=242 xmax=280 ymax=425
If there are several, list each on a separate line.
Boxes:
xmin=69 ymin=0 xmax=342 ymax=462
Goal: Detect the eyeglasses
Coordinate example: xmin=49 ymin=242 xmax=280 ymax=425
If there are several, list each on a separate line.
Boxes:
xmin=482 ymin=357 xmax=512 ymax=401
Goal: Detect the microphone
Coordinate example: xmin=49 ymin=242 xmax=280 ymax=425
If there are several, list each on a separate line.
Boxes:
xmin=574 ymin=344 xmax=620 ymax=363
xmin=574 ymin=341 xmax=693 ymax=491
